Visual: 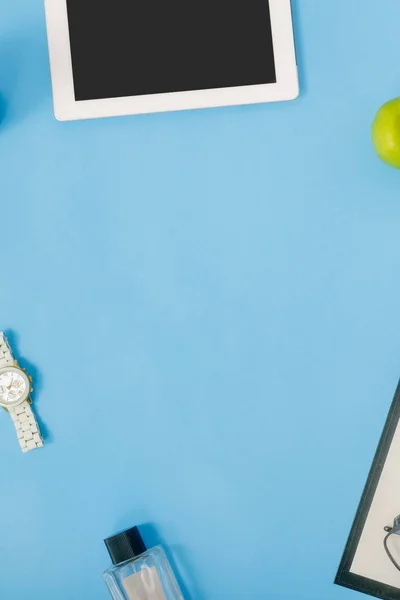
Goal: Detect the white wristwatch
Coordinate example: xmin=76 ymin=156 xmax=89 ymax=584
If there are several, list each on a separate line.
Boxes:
xmin=0 ymin=333 xmax=44 ymax=452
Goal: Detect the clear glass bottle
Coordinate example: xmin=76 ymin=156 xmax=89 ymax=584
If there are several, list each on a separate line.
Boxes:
xmin=103 ymin=526 xmax=184 ymax=600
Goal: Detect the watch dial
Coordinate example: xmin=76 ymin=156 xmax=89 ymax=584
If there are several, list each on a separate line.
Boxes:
xmin=0 ymin=370 xmax=27 ymax=404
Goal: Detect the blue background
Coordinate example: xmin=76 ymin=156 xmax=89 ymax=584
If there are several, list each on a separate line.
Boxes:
xmin=1 ymin=1 xmax=400 ymax=599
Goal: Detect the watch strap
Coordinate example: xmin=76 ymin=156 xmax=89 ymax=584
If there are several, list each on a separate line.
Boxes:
xmin=9 ymin=400 xmax=44 ymax=452
xmin=0 ymin=333 xmax=14 ymax=368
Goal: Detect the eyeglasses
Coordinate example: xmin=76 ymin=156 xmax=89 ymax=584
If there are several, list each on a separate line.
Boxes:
xmin=384 ymin=515 xmax=400 ymax=571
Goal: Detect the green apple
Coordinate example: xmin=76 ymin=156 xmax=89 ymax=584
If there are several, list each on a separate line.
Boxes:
xmin=372 ymin=98 xmax=400 ymax=168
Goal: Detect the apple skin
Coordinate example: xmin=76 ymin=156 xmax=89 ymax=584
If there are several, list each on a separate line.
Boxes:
xmin=372 ymin=98 xmax=400 ymax=169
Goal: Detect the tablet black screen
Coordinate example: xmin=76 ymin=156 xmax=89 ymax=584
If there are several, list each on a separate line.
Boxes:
xmin=66 ymin=0 xmax=276 ymax=102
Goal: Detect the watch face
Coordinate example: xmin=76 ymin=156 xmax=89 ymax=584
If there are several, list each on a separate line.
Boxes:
xmin=0 ymin=367 xmax=29 ymax=406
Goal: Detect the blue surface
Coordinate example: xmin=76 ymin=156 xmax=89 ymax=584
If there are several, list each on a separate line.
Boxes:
xmin=1 ymin=1 xmax=400 ymax=599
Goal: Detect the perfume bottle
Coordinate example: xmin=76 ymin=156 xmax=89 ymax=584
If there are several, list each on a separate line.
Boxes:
xmin=103 ymin=526 xmax=184 ymax=600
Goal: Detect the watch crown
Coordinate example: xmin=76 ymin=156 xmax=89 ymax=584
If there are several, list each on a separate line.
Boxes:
xmin=30 ymin=387 xmax=34 ymax=393
xmin=28 ymin=376 xmax=33 ymax=382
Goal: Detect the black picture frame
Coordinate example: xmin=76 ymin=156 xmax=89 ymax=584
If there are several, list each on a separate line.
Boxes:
xmin=336 ymin=380 xmax=400 ymax=599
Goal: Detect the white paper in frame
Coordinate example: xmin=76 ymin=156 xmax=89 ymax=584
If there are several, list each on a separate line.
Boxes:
xmin=336 ymin=381 xmax=400 ymax=599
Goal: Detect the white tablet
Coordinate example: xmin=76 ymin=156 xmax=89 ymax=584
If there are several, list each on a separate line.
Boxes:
xmin=44 ymin=0 xmax=299 ymax=121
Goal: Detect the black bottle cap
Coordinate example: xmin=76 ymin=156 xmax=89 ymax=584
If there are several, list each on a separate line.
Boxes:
xmin=104 ymin=526 xmax=147 ymax=565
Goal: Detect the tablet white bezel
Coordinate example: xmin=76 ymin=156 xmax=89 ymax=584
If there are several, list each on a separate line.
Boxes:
xmin=44 ymin=0 xmax=299 ymax=121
